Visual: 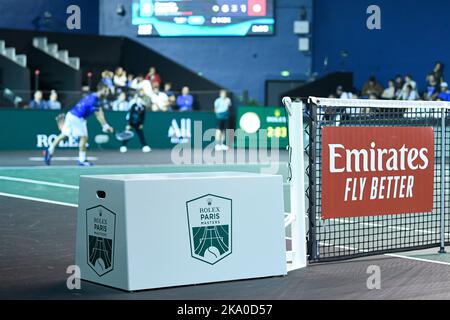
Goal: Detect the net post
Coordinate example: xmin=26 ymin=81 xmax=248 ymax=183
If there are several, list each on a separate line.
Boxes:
xmin=283 ymin=97 xmax=307 ymax=269
xmin=309 ymin=102 xmax=318 ymax=260
xmin=439 ymin=107 xmax=446 ymax=254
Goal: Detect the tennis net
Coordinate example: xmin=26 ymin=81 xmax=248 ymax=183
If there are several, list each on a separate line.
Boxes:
xmin=299 ymin=97 xmax=450 ymax=262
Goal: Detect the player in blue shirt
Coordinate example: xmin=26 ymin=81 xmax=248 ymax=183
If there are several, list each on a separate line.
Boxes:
xmin=44 ymin=83 xmax=113 ymax=166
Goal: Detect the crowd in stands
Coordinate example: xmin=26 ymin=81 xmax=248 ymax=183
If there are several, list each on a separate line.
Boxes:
xmin=98 ymin=66 xmax=195 ymax=112
xmin=28 ymin=62 xmax=449 ymax=112
xmin=26 ymin=66 xmax=205 ymax=112
xmin=331 ymin=61 xmax=450 ymax=102
xmin=28 ymin=89 xmax=62 ymax=110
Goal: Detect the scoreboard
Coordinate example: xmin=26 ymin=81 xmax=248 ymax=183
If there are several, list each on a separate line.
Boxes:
xmin=132 ymin=0 xmax=274 ymax=37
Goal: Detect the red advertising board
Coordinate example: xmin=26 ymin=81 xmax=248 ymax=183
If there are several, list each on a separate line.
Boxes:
xmin=321 ymin=126 xmax=434 ymax=219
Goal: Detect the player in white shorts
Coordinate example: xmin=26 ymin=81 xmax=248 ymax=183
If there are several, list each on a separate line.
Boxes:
xmin=44 ymin=83 xmax=113 ymax=166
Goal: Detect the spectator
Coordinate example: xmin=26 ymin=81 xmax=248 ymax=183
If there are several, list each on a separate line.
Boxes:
xmin=398 ymin=74 xmax=418 ymax=100
xmin=361 ymin=76 xmax=384 ymax=98
xmin=214 ymin=89 xmax=232 ymax=151
xmin=394 ymin=74 xmax=404 ymax=98
xmin=424 ymin=73 xmax=439 ymax=101
xmin=113 ymin=67 xmax=127 ymax=88
xmin=29 ymin=90 xmax=47 ymax=109
xmin=47 ymin=90 xmax=61 ymax=110
xmin=336 ymin=85 xmax=353 ymax=99
xmin=323 ymin=94 xmax=337 ymax=121
xmin=437 ymin=82 xmax=450 ymax=101
xmin=126 ymin=73 xmax=135 ymax=89
xmin=163 ymin=82 xmax=176 ymax=110
xmin=129 ymin=74 xmax=141 ymax=90
xmin=131 ymin=75 xmax=152 ymax=97
xmin=130 ymin=75 xmax=146 ymax=91
xmin=145 ymin=67 xmax=161 ymax=85
xmin=402 ymin=74 xmax=417 ymax=92
xmin=101 ymin=70 xmax=115 ymax=94
xmin=431 ymin=61 xmax=444 ymax=84
xmin=398 ymin=84 xmax=419 ymax=100
xmin=112 ymin=92 xmax=130 ymax=111
xmin=150 ymin=83 xmax=169 ymax=111
xmin=138 ymin=88 xmax=152 ymax=109
xmin=381 ymin=80 xmax=396 ymax=99
xmin=176 ymin=86 xmax=194 ymax=112
xmin=141 ymin=79 xmax=154 ymax=97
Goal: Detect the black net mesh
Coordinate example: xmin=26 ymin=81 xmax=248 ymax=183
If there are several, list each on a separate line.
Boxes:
xmin=304 ymin=100 xmax=450 ymax=262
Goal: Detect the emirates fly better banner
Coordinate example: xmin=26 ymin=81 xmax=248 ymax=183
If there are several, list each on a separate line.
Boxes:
xmin=322 ymin=126 xmax=434 ymax=219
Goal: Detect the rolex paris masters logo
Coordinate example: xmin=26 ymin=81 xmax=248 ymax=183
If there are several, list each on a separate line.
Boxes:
xmin=86 ymin=205 xmax=116 ymax=276
xmin=186 ymin=194 xmax=232 ymax=265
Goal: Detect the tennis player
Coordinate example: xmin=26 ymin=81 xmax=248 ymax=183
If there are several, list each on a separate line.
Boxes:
xmin=44 ymin=83 xmax=114 ymax=166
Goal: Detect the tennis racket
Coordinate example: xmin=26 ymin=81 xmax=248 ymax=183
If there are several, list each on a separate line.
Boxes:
xmin=115 ymin=130 xmax=134 ymax=141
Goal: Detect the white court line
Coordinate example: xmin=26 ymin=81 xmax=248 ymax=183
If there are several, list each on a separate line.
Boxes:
xmin=319 ymin=241 xmax=450 ymax=266
xmin=28 ymin=156 xmax=98 ymax=161
xmin=0 ymin=192 xmax=77 ymax=207
xmin=0 ymin=176 xmax=79 ymax=189
xmin=385 ymin=253 xmax=450 ymax=266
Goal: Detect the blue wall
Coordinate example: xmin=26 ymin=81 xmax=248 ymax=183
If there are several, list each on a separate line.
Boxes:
xmin=0 ymin=0 xmax=99 ymax=34
xmin=313 ymin=0 xmax=450 ymax=93
xmin=99 ymin=0 xmax=312 ymax=103
xmin=4 ymin=0 xmax=449 ymax=100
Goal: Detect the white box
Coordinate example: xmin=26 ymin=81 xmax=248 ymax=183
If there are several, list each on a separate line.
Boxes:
xmin=294 ymin=20 xmax=310 ymax=34
xmin=299 ymin=38 xmax=310 ymax=52
xmin=75 ymin=172 xmax=287 ymax=291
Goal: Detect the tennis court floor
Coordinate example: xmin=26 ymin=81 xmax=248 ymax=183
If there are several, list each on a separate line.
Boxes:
xmin=1 ymin=150 xmax=450 ymax=299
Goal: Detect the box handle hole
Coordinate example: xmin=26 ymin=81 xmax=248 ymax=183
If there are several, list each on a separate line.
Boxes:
xmin=96 ymin=190 xmax=106 ymax=199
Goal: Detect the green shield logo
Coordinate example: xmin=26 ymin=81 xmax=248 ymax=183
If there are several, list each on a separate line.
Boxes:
xmin=86 ymin=205 xmax=116 ymax=277
xmin=186 ymin=194 xmax=232 ymax=265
